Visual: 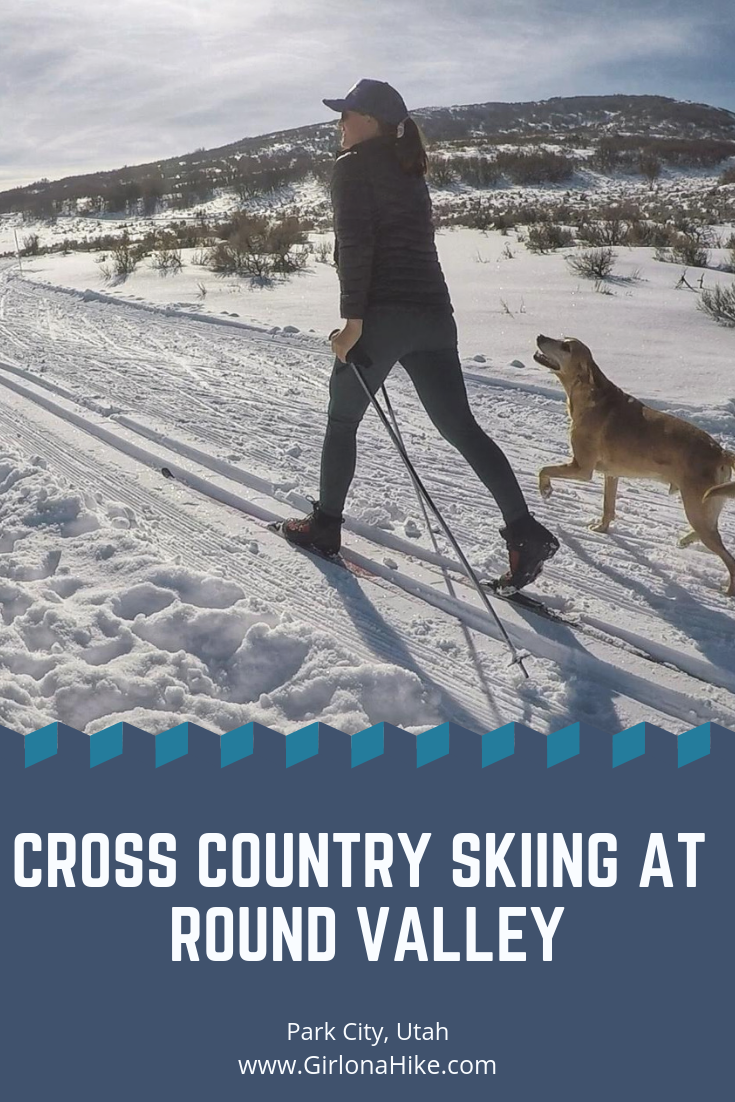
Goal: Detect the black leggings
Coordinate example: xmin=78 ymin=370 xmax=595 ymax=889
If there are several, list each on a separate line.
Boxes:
xmin=319 ymin=306 xmax=529 ymax=526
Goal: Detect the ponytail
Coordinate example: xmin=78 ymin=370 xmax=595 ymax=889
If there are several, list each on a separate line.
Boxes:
xmin=378 ymin=116 xmax=427 ymax=176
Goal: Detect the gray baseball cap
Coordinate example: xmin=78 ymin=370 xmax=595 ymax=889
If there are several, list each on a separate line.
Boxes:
xmin=323 ymin=79 xmax=408 ymax=125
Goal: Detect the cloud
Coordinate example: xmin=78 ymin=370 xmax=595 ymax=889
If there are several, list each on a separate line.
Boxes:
xmin=0 ymin=0 xmax=732 ymax=189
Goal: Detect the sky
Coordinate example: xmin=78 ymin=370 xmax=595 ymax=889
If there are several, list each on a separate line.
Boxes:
xmin=2 ymin=0 xmax=734 ymax=192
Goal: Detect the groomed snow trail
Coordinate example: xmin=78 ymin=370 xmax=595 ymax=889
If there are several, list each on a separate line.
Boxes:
xmin=1 ymin=270 xmax=734 ymax=735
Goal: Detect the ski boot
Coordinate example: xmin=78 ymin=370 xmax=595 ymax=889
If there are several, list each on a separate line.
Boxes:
xmin=280 ymin=502 xmax=343 ymax=556
xmin=496 ymin=512 xmax=559 ymax=592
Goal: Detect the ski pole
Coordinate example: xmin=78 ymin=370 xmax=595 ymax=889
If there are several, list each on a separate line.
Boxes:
xmin=380 ymin=381 xmax=446 ymax=558
xmin=344 ymin=353 xmax=530 ymax=679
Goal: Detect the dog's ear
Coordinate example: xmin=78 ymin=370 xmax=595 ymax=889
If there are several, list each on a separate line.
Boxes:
xmin=582 ymin=353 xmax=604 ymax=388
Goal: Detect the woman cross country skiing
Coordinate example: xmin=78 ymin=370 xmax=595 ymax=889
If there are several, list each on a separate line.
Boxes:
xmin=282 ymin=78 xmax=558 ymax=590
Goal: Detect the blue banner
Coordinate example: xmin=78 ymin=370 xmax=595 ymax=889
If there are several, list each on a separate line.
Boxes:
xmin=2 ymin=718 xmax=732 ymax=1100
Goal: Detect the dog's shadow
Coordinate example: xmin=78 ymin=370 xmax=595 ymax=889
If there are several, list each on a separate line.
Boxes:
xmin=565 ymin=527 xmax=735 ymax=675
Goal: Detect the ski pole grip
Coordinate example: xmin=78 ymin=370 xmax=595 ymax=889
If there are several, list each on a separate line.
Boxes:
xmin=329 ymin=329 xmax=372 ymax=371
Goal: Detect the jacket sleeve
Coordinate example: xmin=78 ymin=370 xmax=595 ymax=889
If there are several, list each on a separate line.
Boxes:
xmin=331 ymin=152 xmax=375 ymax=319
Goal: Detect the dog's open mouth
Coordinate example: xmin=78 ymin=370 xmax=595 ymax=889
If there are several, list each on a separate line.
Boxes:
xmin=533 ymin=350 xmax=560 ymax=371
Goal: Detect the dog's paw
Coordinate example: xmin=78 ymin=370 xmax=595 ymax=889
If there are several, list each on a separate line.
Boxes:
xmin=538 ymin=476 xmax=553 ymax=500
xmin=588 ymin=520 xmax=610 ymax=534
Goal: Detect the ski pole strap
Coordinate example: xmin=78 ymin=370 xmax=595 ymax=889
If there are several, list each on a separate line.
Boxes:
xmin=347 ymin=361 xmax=529 ymax=680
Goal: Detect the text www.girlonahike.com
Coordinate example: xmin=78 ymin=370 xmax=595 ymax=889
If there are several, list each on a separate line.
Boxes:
xmin=238 ymin=1055 xmax=495 ymax=1076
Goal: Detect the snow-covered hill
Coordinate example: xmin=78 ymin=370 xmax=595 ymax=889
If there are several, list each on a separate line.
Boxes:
xmin=2 ymin=94 xmax=734 ymax=228
xmin=1 ymin=228 xmax=734 ymax=737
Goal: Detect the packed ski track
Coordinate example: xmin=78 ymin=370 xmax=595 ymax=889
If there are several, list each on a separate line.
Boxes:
xmin=1 ymin=265 xmax=734 ymax=738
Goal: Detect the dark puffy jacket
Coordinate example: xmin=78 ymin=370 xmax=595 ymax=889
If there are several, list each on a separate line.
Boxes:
xmin=331 ymin=136 xmax=452 ymax=319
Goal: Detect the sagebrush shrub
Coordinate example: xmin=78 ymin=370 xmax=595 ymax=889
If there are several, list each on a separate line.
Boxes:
xmin=526 ymin=223 xmax=575 ymax=253
xmin=723 ymin=233 xmax=735 ymax=273
xmin=427 ymin=159 xmax=456 ymax=187
xmin=22 ymin=233 xmax=40 ymax=255
xmin=698 ymin=284 xmax=735 ymax=326
xmin=671 ymin=234 xmax=710 ymax=269
xmin=566 ymin=247 xmax=617 ymax=280
xmin=626 ymin=220 xmax=675 ymax=248
xmin=577 ymin=219 xmax=629 ymax=247
xmin=313 ymin=238 xmax=333 ymax=264
xmin=205 ymin=213 xmax=308 ymax=278
xmin=639 ymin=154 xmax=662 ymax=185
xmin=461 ymin=200 xmax=496 ymax=232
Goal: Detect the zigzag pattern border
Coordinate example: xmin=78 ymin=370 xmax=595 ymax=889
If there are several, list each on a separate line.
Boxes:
xmin=1 ymin=719 xmax=731 ymax=770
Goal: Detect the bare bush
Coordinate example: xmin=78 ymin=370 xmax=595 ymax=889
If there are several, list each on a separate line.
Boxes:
xmin=205 ymin=213 xmax=308 ymax=279
xmin=578 ymin=217 xmax=630 ymax=246
xmin=525 ymin=223 xmax=575 ymax=253
xmin=671 ymin=234 xmax=711 ymax=268
xmin=427 ymin=159 xmax=456 ymax=187
xmin=268 ymin=216 xmax=309 ymax=273
xmin=698 ymin=283 xmax=735 ymax=326
xmin=151 ymin=234 xmax=183 ymax=275
xmin=110 ymin=238 xmax=139 ymax=279
xmin=584 ymin=135 xmax=735 ymax=173
xmin=313 ymin=238 xmax=333 ymax=264
xmin=591 ymin=138 xmax=620 ymax=174
xmin=625 ymin=220 xmax=676 ymax=248
xmin=95 ymin=254 xmax=112 ymax=280
xmin=639 ymin=153 xmax=662 ymax=186
xmin=208 ymin=240 xmax=271 ymax=279
xmin=494 ymin=212 xmax=517 ymax=234
xmin=22 ymin=233 xmax=40 ymax=255
xmin=208 ymin=214 xmax=272 ymax=277
xmin=496 ymin=149 xmax=575 ymax=185
xmin=654 ymin=233 xmax=711 ymax=268
xmin=471 ymin=157 xmax=503 ymax=187
xmin=461 ymin=200 xmax=496 ymax=232
xmin=232 ymin=156 xmax=264 ymax=201
xmin=566 ymin=247 xmax=617 ymax=280
xmin=450 ymin=155 xmax=501 ymax=188
xmin=94 ymin=231 xmax=147 ymax=281
xmin=723 ymin=233 xmax=735 ymax=273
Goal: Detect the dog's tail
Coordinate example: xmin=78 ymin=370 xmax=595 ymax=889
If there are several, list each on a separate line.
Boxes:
xmin=702 ymin=452 xmax=735 ymax=503
xmin=703 ymin=481 xmax=735 ymax=503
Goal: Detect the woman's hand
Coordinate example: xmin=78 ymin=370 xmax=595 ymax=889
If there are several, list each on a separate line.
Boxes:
xmin=330 ymin=319 xmax=363 ymax=363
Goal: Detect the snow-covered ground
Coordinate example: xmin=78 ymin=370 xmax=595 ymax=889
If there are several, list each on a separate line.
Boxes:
xmin=1 ymin=227 xmax=734 ymax=737
xmin=6 ymin=223 xmax=735 ymax=403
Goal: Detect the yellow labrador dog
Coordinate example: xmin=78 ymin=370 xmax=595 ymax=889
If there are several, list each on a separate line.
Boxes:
xmin=533 ymin=334 xmax=735 ymax=595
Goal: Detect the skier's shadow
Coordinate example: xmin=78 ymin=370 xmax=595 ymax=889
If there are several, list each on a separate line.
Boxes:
xmin=308 ymin=552 xmax=623 ymax=735
xmin=305 ymin=554 xmax=508 ymax=732
xmin=565 ymin=527 xmax=735 ymax=677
